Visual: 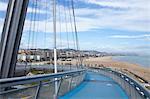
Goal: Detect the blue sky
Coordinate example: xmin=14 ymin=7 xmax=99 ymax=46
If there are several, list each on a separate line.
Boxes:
xmin=0 ymin=0 xmax=150 ymax=55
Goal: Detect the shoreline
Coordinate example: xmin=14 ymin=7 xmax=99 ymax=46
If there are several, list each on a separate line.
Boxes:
xmin=111 ymin=55 xmax=150 ymax=68
xmin=56 ymin=56 xmax=149 ymax=85
xmin=81 ymin=56 xmax=150 ymax=84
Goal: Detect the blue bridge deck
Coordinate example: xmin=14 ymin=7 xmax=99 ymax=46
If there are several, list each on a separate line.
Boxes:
xmin=60 ymin=72 xmax=128 ymax=99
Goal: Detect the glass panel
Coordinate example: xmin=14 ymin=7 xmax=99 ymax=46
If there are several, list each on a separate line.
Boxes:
xmin=58 ymin=74 xmax=85 ymax=97
xmin=38 ymin=82 xmax=55 ymax=99
xmin=0 ymin=86 xmax=38 ymax=99
xmin=70 ymin=75 xmax=81 ymax=90
xmin=58 ymin=77 xmax=72 ymax=96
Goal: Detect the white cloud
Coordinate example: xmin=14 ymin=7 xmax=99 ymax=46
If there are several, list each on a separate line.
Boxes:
xmin=85 ymin=0 xmax=149 ymax=10
xmin=0 ymin=2 xmax=7 ymax=11
xmin=1 ymin=0 xmax=149 ymax=33
xmin=110 ymin=34 xmax=150 ymax=39
xmin=0 ymin=18 xmax=4 ymax=40
xmin=87 ymin=0 xmax=130 ymax=9
xmin=0 ymin=1 xmax=50 ymax=14
xmin=1 ymin=0 xmax=150 ymax=50
xmin=0 ymin=2 xmax=8 ymax=39
xmin=76 ymin=0 xmax=150 ymax=32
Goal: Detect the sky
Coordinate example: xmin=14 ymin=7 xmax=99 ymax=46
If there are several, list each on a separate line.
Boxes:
xmin=0 ymin=0 xmax=150 ymax=55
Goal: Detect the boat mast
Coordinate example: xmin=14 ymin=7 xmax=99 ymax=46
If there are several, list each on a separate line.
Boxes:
xmin=53 ymin=0 xmax=57 ymax=74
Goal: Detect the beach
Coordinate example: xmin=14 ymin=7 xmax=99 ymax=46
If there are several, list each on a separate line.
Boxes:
xmin=81 ymin=56 xmax=150 ymax=84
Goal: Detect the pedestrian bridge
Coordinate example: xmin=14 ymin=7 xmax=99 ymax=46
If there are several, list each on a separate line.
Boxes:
xmin=0 ymin=0 xmax=150 ymax=99
xmin=0 ymin=68 xmax=149 ymax=99
xmin=60 ymin=72 xmax=128 ymax=99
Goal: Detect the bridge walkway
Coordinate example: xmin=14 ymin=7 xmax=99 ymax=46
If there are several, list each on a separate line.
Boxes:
xmin=60 ymin=72 xmax=128 ymax=99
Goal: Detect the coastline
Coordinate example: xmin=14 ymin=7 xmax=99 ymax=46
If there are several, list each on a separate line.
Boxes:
xmin=81 ymin=56 xmax=150 ymax=84
xmin=112 ymin=55 xmax=150 ymax=68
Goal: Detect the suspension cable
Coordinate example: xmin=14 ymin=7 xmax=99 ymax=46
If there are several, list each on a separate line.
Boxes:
xmin=35 ymin=0 xmax=40 ymax=63
xmin=58 ymin=0 xmax=62 ymax=49
xmin=30 ymin=0 xmax=38 ymax=68
xmin=25 ymin=0 xmax=35 ymax=74
xmin=68 ymin=0 xmax=77 ymax=69
xmin=58 ymin=0 xmax=63 ymax=69
xmin=71 ymin=0 xmax=82 ymax=68
xmin=44 ymin=0 xmax=48 ymax=62
xmin=68 ymin=2 xmax=76 ymax=50
xmin=64 ymin=1 xmax=69 ymax=49
xmin=32 ymin=0 xmax=38 ymax=50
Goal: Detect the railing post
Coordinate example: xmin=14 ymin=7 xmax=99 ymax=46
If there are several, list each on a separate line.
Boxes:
xmin=68 ymin=76 xmax=73 ymax=91
xmin=35 ymin=81 xmax=42 ymax=99
xmin=54 ymin=77 xmax=62 ymax=99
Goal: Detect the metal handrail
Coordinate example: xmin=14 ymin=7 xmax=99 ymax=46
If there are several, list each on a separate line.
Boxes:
xmin=89 ymin=67 xmax=150 ymax=99
xmin=0 ymin=69 xmax=86 ymax=89
xmin=112 ymin=69 xmax=150 ymax=98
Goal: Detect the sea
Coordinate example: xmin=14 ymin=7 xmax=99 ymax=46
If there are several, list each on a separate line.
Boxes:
xmin=112 ymin=55 xmax=150 ymax=68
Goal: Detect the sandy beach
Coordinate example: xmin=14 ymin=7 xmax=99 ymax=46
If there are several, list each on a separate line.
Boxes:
xmin=81 ymin=56 xmax=150 ymax=84
xmin=58 ymin=56 xmax=150 ymax=84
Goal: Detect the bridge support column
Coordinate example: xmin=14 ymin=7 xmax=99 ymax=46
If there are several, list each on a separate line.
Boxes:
xmin=0 ymin=0 xmax=29 ymax=78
